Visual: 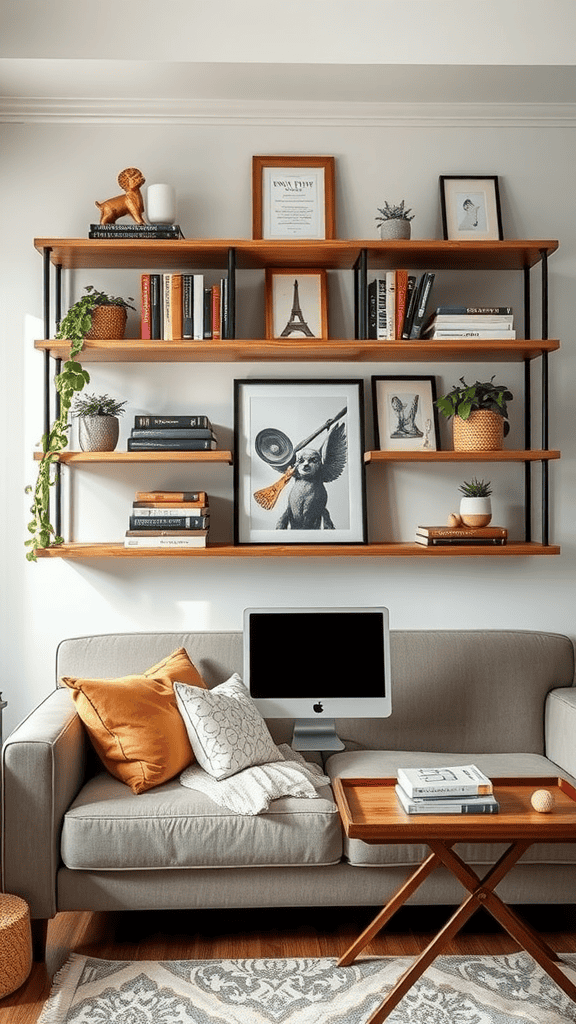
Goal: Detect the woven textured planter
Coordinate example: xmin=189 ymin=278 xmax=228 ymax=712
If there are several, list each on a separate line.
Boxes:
xmin=0 ymin=894 xmax=32 ymax=998
xmin=85 ymin=305 xmax=127 ymax=340
xmin=78 ymin=415 xmax=120 ymax=452
xmin=453 ymin=410 xmax=504 ymax=451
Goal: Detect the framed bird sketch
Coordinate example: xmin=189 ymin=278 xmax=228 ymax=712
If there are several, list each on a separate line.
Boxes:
xmin=234 ymin=379 xmax=367 ymax=545
xmin=371 ymin=375 xmax=440 ymax=452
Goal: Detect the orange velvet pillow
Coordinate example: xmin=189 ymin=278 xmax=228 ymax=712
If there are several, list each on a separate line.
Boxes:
xmin=60 ymin=648 xmax=207 ymax=794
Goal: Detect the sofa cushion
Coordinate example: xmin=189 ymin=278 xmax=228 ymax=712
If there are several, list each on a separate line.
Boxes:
xmin=325 ymin=749 xmax=576 ymax=867
xmin=60 ymin=772 xmax=341 ymax=870
xmin=174 ymin=674 xmax=283 ymax=780
xmin=60 ymin=648 xmax=207 ymax=794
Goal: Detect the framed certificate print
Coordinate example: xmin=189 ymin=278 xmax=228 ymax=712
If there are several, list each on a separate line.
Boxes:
xmin=252 ymin=156 xmax=336 ymax=240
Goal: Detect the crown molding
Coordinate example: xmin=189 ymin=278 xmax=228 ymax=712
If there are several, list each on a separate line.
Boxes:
xmin=2 ymin=97 xmax=576 ymax=127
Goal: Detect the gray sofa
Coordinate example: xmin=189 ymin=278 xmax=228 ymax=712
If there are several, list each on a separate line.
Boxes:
xmin=3 ymin=628 xmax=576 ymax=961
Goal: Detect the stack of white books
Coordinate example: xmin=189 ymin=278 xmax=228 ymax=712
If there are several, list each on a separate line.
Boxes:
xmin=395 ymin=763 xmax=499 ymax=814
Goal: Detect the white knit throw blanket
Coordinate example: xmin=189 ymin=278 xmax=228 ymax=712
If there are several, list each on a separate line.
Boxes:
xmin=179 ymin=744 xmax=333 ymax=815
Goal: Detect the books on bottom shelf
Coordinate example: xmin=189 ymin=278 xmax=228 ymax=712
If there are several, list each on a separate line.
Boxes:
xmin=396 ymin=763 xmax=498 ymax=814
xmin=415 ymin=525 xmax=507 ymax=546
xmin=124 ymin=489 xmax=210 ymax=548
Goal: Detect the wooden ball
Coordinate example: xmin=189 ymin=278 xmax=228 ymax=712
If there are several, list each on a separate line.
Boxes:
xmin=447 ymin=513 xmax=462 ymax=527
xmin=530 ymin=789 xmax=555 ymax=813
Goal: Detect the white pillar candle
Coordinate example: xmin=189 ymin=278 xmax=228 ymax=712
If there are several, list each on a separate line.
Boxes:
xmin=146 ymin=184 xmax=176 ymax=224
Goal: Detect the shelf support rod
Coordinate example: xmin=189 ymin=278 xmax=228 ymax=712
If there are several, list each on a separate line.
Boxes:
xmin=227 ymin=247 xmax=236 ymax=339
xmin=541 ymin=249 xmax=550 ymax=546
xmin=43 ymin=248 xmax=52 ymax=437
xmin=354 ymin=249 xmax=368 ymax=340
xmin=524 ymin=359 xmax=532 ymax=542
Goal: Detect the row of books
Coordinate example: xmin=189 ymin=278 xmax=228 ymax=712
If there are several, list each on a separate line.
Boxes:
xmin=124 ymin=489 xmax=209 ymax=549
xmin=88 ymin=223 xmax=184 ymax=240
xmin=368 ymin=271 xmax=435 ymax=340
xmin=421 ymin=306 xmax=515 ymax=340
xmin=140 ymin=274 xmax=229 ymax=341
xmin=395 ymin=763 xmax=499 ymax=814
xmin=127 ymin=414 xmax=217 ymax=452
xmin=415 ymin=525 xmax=508 ymax=547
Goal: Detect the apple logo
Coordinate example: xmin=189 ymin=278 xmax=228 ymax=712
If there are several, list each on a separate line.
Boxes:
xmin=313 ymin=701 xmax=324 ymax=714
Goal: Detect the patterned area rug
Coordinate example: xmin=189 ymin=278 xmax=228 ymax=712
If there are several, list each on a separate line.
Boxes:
xmin=39 ymin=952 xmax=576 ymax=1023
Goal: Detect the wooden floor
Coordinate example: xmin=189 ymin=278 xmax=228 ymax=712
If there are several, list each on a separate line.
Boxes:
xmin=1 ymin=904 xmax=575 ymax=1023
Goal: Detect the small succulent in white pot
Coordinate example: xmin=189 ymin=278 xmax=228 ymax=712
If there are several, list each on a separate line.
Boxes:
xmin=458 ymin=478 xmax=493 ymax=527
xmin=72 ymin=393 xmax=127 ymax=452
xmin=375 ymin=200 xmax=414 ymax=239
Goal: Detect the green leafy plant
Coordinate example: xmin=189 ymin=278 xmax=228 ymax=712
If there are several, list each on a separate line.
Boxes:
xmin=459 ymin=478 xmax=492 ymax=498
xmin=26 ymin=287 xmax=135 ymax=559
xmin=56 ymin=285 xmax=135 ymax=342
xmin=72 ymin=393 xmax=127 ymax=418
xmin=375 ymin=200 xmax=414 ymax=225
xmin=435 ymin=376 xmax=513 ymax=435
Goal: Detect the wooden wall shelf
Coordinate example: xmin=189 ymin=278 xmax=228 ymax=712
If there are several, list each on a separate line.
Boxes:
xmin=35 ymin=338 xmax=560 ymax=364
xmin=33 ymin=450 xmax=233 ymax=465
xmin=32 ymin=542 xmax=560 ymax=560
xmin=365 ymin=450 xmax=560 ymax=464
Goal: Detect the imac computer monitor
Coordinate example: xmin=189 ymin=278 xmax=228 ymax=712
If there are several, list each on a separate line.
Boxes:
xmin=243 ymin=607 xmax=391 ymax=751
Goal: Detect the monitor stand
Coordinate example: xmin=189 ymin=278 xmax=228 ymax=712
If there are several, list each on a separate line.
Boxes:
xmin=291 ymin=718 xmax=345 ymax=752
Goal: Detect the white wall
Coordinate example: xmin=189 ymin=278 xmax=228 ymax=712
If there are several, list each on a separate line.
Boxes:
xmin=2 ymin=2 xmax=576 ymax=739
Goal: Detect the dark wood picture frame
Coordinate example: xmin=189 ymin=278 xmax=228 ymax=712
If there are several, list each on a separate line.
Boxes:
xmin=371 ymin=375 xmax=440 ymax=452
xmin=252 ymin=155 xmax=336 ymax=240
xmin=439 ymin=175 xmax=503 ymax=241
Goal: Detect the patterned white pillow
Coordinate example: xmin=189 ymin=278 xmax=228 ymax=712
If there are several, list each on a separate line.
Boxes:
xmin=174 ymin=673 xmax=283 ymax=780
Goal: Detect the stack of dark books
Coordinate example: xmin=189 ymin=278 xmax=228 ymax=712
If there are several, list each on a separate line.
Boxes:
xmin=415 ymin=525 xmax=507 ymax=547
xmin=88 ymin=223 xmax=184 ymax=240
xmin=127 ymin=415 xmax=217 ymax=452
xmin=395 ymin=764 xmax=499 ymax=814
xmin=124 ymin=489 xmax=209 ymax=549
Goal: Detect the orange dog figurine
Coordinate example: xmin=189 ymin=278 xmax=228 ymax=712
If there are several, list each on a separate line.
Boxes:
xmin=95 ymin=168 xmax=147 ymax=225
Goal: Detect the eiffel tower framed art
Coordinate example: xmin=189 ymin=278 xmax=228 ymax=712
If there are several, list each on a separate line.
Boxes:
xmin=266 ymin=268 xmax=328 ymax=340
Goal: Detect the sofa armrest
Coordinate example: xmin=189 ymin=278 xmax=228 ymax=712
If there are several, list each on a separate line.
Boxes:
xmin=1 ymin=688 xmax=88 ymax=919
xmin=545 ymin=687 xmax=576 ymax=780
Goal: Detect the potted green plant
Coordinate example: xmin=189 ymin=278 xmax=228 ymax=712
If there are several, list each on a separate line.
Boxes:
xmin=375 ymin=200 xmax=414 ymax=240
xmin=435 ymin=376 xmax=513 ymax=451
xmin=458 ymin=478 xmax=493 ymax=527
xmin=72 ymin=393 xmax=127 ymax=452
xmin=56 ymin=285 xmax=136 ymax=342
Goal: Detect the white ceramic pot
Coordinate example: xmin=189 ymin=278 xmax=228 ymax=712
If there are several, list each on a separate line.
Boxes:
xmin=146 ymin=183 xmax=176 ymax=224
xmin=379 ymin=220 xmax=411 ymax=240
xmin=78 ymin=415 xmax=119 ymax=452
xmin=459 ymin=496 xmax=492 ymax=528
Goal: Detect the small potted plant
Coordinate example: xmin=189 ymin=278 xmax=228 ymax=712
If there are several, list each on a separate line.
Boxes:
xmin=435 ymin=376 xmax=513 ymax=451
xmin=458 ymin=478 xmax=492 ymax=527
xmin=72 ymin=393 xmax=127 ymax=452
xmin=375 ymin=200 xmax=414 ymax=240
xmin=56 ymin=285 xmax=136 ymax=342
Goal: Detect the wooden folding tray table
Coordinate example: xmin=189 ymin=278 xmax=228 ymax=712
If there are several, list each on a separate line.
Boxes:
xmin=333 ymin=776 xmax=576 ymax=1024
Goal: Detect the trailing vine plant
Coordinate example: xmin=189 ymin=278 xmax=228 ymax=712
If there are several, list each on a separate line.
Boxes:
xmin=25 ymin=287 xmax=134 ymax=560
xmin=25 ymin=337 xmax=90 ymax=559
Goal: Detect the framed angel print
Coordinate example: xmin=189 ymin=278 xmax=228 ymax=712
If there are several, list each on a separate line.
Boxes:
xmin=234 ymin=379 xmax=366 ymax=545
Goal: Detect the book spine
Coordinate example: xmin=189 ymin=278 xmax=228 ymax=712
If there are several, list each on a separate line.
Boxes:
xmin=395 ymin=787 xmax=499 ymax=814
xmin=385 ymin=271 xmax=396 ymax=339
xmin=182 ymin=275 xmax=193 ymax=338
xmin=376 ymin=278 xmax=387 ymax=340
xmin=409 ymin=273 xmax=435 ymax=338
xmin=415 ymin=536 xmax=506 ymax=546
xmin=367 ymin=280 xmax=377 ymax=339
xmin=150 ymin=275 xmax=162 ymax=339
xmin=89 ymin=223 xmax=181 ymax=234
xmin=221 ymin=277 xmax=229 ymax=339
xmin=134 ymin=415 xmax=211 ymax=429
xmin=429 ymin=330 xmax=516 ymax=339
xmin=401 ymin=275 xmax=420 ymax=338
xmin=124 ymin=534 xmax=208 ymax=548
xmin=140 ymin=274 xmax=151 ymax=340
xmin=193 ymin=275 xmax=204 ymax=340
xmin=129 ymin=515 xmax=209 ymax=530
xmin=203 ymin=287 xmax=212 ymax=339
xmin=162 ymin=273 xmax=172 ymax=340
xmin=212 ymin=284 xmax=221 ymax=340
xmin=131 ymin=506 xmax=208 ymax=516
xmin=171 ymin=274 xmax=183 ymax=340
xmin=433 ymin=306 xmax=513 ymax=315
xmin=130 ymin=428 xmax=214 ymax=439
xmin=395 ymin=270 xmax=408 ymax=340
xmin=416 ymin=527 xmax=507 ymax=538
xmin=127 ymin=438 xmax=217 ymax=451
xmin=135 ymin=490 xmax=207 ymax=502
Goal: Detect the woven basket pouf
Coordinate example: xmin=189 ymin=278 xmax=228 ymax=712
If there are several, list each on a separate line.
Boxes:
xmin=0 ymin=894 xmax=32 ymax=998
